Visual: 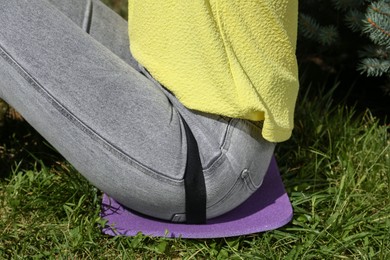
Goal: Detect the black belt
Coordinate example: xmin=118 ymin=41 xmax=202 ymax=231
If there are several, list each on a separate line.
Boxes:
xmin=138 ymin=68 xmax=206 ymax=223
xmin=181 ymin=118 xmax=207 ymax=224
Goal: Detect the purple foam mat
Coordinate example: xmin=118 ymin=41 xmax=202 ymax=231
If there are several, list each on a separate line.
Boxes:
xmin=100 ymin=157 xmax=293 ymax=238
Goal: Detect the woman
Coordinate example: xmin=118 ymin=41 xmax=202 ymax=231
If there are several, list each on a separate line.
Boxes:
xmin=0 ymin=0 xmax=299 ymax=223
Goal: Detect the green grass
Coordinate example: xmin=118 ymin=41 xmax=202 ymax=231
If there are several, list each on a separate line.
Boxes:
xmin=101 ymin=0 xmax=128 ymax=18
xmin=1 ymin=1 xmax=390 ymax=258
xmin=1 ymin=81 xmax=389 ymax=259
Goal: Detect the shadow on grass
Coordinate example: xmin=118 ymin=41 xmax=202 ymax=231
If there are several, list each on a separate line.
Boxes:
xmin=0 ymin=115 xmax=64 ymax=179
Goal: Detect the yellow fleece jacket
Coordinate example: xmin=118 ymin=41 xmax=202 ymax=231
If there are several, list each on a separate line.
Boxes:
xmin=128 ymin=1 xmax=299 ymax=142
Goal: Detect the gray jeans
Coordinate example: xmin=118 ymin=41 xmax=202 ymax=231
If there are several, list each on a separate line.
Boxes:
xmin=0 ymin=0 xmax=275 ymax=222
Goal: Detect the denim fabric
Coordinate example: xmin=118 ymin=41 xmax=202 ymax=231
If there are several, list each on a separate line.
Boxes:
xmin=0 ymin=0 xmax=275 ymax=222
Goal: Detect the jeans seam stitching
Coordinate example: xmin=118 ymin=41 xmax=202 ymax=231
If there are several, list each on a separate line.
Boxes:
xmin=245 ymin=174 xmax=259 ymax=192
xmin=0 ymin=45 xmax=182 ymax=184
xmin=203 ymin=119 xmax=235 ymax=173
xmin=206 ymin=176 xmax=242 ymax=210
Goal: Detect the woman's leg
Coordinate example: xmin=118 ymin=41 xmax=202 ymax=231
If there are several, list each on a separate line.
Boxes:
xmin=46 ymin=0 xmax=139 ymax=70
xmin=0 ymin=0 xmax=188 ymax=220
xmin=0 ymin=0 xmax=276 ymax=222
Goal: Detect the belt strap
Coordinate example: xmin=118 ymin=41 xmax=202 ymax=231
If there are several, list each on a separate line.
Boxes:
xmin=181 ymin=119 xmax=207 ymax=224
